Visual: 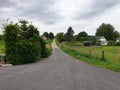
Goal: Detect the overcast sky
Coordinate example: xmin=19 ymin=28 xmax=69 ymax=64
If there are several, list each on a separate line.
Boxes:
xmin=0 ymin=0 xmax=120 ymax=35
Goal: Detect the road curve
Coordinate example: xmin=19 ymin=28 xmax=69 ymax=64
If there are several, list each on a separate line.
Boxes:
xmin=0 ymin=40 xmax=120 ymax=90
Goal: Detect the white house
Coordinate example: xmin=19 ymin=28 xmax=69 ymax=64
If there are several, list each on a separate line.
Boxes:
xmin=96 ymin=36 xmax=108 ymax=45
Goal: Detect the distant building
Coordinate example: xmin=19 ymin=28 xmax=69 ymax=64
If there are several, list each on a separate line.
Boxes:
xmin=96 ymin=36 xmax=108 ymax=45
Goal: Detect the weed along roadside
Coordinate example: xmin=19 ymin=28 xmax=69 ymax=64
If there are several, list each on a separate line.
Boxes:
xmin=56 ymin=40 xmax=120 ymax=72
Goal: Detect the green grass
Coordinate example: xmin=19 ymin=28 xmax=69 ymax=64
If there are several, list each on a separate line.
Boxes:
xmin=76 ymin=46 xmax=120 ymax=65
xmin=45 ymin=39 xmax=54 ymax=56
xmin=64 ymin=41 xmax=83 ymax=46
xmin=45 ymin=39 xmax=53 ymax=45
xmin=0 ymin=40 xmax=5 ymax=54
xmin=57 ymin=41 xmax=120 ymax=72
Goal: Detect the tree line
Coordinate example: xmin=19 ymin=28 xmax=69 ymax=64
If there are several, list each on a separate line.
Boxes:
xmin=56 ymin=23 xmax=120 ymax=45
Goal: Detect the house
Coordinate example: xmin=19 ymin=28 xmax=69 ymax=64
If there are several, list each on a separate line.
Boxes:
xmin=96 ymin=36 xmax=108 ymax=45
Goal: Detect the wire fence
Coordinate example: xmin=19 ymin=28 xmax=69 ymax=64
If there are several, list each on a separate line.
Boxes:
xmin=61 ymin=44 xmax=120 ymax=64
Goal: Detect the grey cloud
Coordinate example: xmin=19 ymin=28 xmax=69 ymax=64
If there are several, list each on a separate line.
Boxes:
xmin=76 ymin=0 xmax=120 ymax=19
xmin=14 ymin=0 xmax=62 ymax=24
xmin=0 ymin=0 xmax=17 ymax=8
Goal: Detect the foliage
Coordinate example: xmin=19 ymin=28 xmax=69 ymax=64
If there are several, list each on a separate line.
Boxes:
xmin=56 ymin=32 xmax=64 ymax=43
xmin=4 ymin=22 xmax=21 ymax=64
xmin=43 ymin=32 xmax=49 ymax=39
xmin=49 ymin=32 xmax=54 ymax=39
xmin=64 ymin=26 xmax=74 ymax=41
xmin=74 ymin=35 xmax=81 ymax=41
xmin=96 ymin=23 xmax=120 ymax=41
xmin=107 ymin=40 xmax=115 ymax=46
xmin=74 ymin=31 xmax=89 ymax=41
xmin=0 ymin=35 xmax=4 ymax=40
xmin=78 ymin=31 xmax=88 ymax=37
xmin=40 ymin=38 xmax=48 ymax=58
xmin=116 ymin=42 xmax=120 ymax=46
xmin=3 ymin=20 xmax=47 ymax=65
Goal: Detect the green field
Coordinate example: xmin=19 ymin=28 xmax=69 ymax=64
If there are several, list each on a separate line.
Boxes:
xmin=64 ymin=41 xmax=83 ymax=46
xmin=76 ymin=46 xmax=120 ymax=64
xmin=0 ymin=40 xmax=5 ymax=54
xmin=59 ymin=41 xmax=120 ymax=72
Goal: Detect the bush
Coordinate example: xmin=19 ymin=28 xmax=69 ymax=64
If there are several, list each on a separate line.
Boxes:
xmin=3 ymin=20 xmax=46 ymax=65
xmin=116 ymin=42 xmax=120 ymax=46
xmin=108 ymin=40 xmax=115 ymax=46
xmin=40 ymin=38 xmax=48 ymax=58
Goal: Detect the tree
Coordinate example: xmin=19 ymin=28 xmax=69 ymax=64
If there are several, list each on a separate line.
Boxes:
xmin=78 ymin=31 xmax=88 ymax=37
xmin=56 ymin=33 xmax=64 ymax=43
xmin=75 ymin=31 xmax=88 ymax=41
xmin=39 ymin=37 xmax=48 ymax=57
xmin=64 ymin=26 xmax=74 ymax=41
xmin=3 ymin=20 xmax=47 ymax=64
xmin=96 ymin=23 xmax=120 ymax=41
xmin=4 ymin=22 xmax=21 ymax=64
xmin=0 ymin=35 xmax=3 ymax=40
xmin=49 ymin=32 xmax=54 ymax=39
xmin=43 ymin=32 xmax=49 ymax=39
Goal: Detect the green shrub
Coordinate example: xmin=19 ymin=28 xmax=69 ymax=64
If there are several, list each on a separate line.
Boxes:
xmin=3 ymin=20 xmax=47 ymax=65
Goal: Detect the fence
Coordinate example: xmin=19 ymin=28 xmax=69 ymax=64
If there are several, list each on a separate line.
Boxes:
xmin=61 ymin=45 xmax=120 ymax=64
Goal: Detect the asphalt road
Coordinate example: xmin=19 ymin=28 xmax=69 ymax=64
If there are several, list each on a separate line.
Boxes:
xmin=0 ymin=40 xmax=120 ymax=90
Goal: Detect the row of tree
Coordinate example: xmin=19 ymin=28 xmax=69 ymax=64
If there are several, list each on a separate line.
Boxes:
xmin=3 ymin=20 xmax=49 ymax=65
xmin=43 ymin=32 xmax=54 ymax=39
xmin=56 ymin=23 xmax=120 ymax=44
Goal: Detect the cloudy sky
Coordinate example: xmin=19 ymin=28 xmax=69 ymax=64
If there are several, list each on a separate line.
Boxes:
xmin=0 ymin=0 xmax=120 ymax=35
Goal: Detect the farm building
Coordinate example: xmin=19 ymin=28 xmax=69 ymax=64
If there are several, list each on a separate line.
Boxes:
xmin=96 ymin=36 xmax=108 ymax=45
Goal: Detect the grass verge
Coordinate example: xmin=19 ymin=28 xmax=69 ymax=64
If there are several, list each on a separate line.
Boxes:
xmin=45 ymin=39 xmax=53 ymax=57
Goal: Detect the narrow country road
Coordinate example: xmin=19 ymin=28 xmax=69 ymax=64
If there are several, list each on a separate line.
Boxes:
xmin=0 ymin=40 xmax=120 ymax=90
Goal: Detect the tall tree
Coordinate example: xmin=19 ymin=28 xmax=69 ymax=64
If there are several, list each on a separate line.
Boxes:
xmin=64 ymin=26 xmax=74 ymax=41
xmin=96 ymin=23 xmax=120 ymax=41
xmin=43 ymin=32 xmax=49 ymax=39
xmin=56 ymin=33 xmax=64 ymax=43
xmin=78 ymin=31 xmax=88 ymax=37
xmin=4 ymin=22 xmax=21 ymax=64
xmin=49 ymin=32 xmax=54 ymax=39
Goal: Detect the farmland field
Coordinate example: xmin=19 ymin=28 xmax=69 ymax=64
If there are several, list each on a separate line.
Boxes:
xmin=77 ymin=46 xmax=120 ymax=64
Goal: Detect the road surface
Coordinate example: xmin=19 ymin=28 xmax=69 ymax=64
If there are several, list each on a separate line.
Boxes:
xmin=0 ymin=40 xmax=120 ymax=90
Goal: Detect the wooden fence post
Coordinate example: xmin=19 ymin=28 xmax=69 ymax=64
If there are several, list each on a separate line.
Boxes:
xmin=102 ymin=50 xmax=104 ymax=60
xmin=94 ymin=48 xmax=97 ymax=59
